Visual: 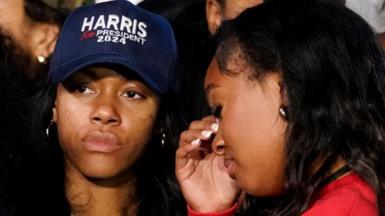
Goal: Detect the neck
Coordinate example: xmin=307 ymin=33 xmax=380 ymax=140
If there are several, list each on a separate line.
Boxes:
xmin=312 ymin=156 xmax=351 ymax=180
xmin=65 ymin=161 xmax=138 ymax=216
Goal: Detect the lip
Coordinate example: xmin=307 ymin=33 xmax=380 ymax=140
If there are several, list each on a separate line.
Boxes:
xmin=83 ymin=131 xmax=122 ymax=153
xmin=224 ymin=158 xmax=236 ymax=179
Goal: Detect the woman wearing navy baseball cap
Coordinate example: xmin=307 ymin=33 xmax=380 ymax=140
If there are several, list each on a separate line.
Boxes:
xmin=17 ymin=1 xmax=185 ymax=215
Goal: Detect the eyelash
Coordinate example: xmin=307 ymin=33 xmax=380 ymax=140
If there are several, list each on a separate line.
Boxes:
xmin=211 ymin=104 xmax=222 ymax=119
xmin=77 ymin=85 xmax=93 ymax=94
xmin=65 ymin=82 xmax=94 ymax=94
xmin=123 ymin=90 xmax=144 ymax=99
xmin=66 ymin=82 xmax=145 ymax=99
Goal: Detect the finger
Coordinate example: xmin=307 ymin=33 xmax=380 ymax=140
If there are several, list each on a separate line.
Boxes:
xmin=189 ymin=117 xmax=219 ymax=132
xmin=237 ymin=191 xmax=247 ymax=204
xmin=201 ymin=115 xmax=217 ymax=122
xmin=175 ymin=139 xmax=202 ymax=170
xmin=212 ymin=156 xmax=238 ymax=185
xmin=179 ymin=129 xmax=216 ymax=148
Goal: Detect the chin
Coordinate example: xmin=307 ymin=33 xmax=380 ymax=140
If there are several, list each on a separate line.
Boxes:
xmin=238 ymin=177 xmax=284 ymax=197
xmin=78 ymin=159 xmax=132 ymax=180
xmin=82 ymin=169 xmax=121 ymax=179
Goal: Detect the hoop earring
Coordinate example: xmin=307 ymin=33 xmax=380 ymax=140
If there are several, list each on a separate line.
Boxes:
xmin=160 ymin=128 xmax=166 ymax=146
xmin=46 ymin=120 xmax=54 ymax=137
xmin=279 ymin=106 xmax=288 ymax=120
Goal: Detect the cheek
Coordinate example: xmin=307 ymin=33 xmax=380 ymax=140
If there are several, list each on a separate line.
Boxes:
xmin=220 ymin=96 xmax=267 ymax=146
xmin=120 ymin=105 xmax=158 ymax=145
xmin=55 ymin=98 xmax=89 ymax=152
xmin=220 ymin=94 xmax=286 ymax=195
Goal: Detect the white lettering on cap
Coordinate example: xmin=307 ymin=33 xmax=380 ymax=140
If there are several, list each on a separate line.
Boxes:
xmin=93 ymin=15 xmax=107 ymax=29
xmin=120 ymin=16 xmax=133 ymax=33
xmin=81 ymin=16 xmax=95 ymax=32
xmin=107 ymin=15 xmax=120 ymax=30
xmin=80 ymin=14 xmax=148 ymax=45
xmin=137 ymin=22 xmax=147 ymax=38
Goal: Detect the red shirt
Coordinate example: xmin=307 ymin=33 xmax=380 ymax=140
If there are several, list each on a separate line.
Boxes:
xmin=303 ymin=173 xmax=377 ymax=216
xmin=188 ymin=173 xmax=378 ymax=216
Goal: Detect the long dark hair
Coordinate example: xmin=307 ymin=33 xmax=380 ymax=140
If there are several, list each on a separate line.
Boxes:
xmin=15 ymin=70 xmax=185 ymax=216
xmin=215 ymin=0 xmax=385 ymax=215
xmin=0 ymin=31 xmax=37 ymax=216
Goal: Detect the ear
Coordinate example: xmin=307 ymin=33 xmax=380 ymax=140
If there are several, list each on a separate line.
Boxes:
xmin=206 ymin=0 xmax=223 ymax=34
xmin=277 ymin=75 xmax=288 ymax=107
xmin=52 ymin=100 xmax=57 ymax=123
xmin=30 ymin=23 xmax=59 ymax=60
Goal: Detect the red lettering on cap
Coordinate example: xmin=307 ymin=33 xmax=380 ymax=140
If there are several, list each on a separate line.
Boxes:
xmin=80 ymin=31 xmax=96 ymax=41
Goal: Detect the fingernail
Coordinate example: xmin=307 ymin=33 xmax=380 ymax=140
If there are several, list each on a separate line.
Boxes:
xmin=191 ymin=139 xmax=201 ymax=146
xmin=211 ymin=123 xmax=219 ymax=132
xmin=201 ymin=130 xmax=213 ymax=138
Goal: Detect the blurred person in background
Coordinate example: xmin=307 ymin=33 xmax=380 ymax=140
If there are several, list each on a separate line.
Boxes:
xmin=205 ymin=0 xmax=263 ymax=34
xmin=345 ymin=0 xmax=385 ymax=50
xmin=0 ymin=0 xmax=66 ymax=80
xmin=0 ymin=27 xmax=35 ymax=216
xmin=0 ymin=1 xmax=65 ymax=215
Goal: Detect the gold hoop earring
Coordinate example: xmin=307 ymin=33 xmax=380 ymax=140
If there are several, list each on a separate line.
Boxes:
xmin=46 ymin=120 xmax=54 ymax=137
xmin=160 ymin=128 xmax=166 ymax=146
xmin=279 ymin=106 xmax=288 ymax=120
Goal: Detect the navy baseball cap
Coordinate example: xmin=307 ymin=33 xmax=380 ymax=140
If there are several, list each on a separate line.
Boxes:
xmin=49 ymin=0 xmax=177 ymax=94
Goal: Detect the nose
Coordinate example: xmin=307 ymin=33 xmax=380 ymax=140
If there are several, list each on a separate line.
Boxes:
xmin=90 ymin=95 xmax=121 ymax=126
xmin=211 ymin=129 xmax=225 ymax=155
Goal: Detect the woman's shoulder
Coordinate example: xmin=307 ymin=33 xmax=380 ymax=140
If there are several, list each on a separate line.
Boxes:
xmin=302 ymin=172 xmax=377 ymax=216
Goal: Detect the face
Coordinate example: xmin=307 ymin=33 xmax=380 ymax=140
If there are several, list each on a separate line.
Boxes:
xmin=205 ymin=57 xmax=286 ymax=196
xmin=0 ymin=0 xmax=39 ymax=78
xmin=206 ymin=0 xmax=263 ymax=34
xmin=53 ymin=67 xmax=160 ymax=180
xmin=0 ymin=0 xmax=29 ymax=46
xmin=0 ymin=0 xmax=58 ymax=65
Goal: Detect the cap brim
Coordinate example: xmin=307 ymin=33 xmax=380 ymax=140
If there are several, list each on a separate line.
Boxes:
xmin=50 ymin=53 xmax=163 ymax=94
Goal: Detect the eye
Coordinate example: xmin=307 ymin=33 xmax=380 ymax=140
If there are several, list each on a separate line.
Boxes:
xmin=76 ymin=85 xmax=95 ymax=94
xmin=211 ymin=104 xmax=222 ymax=119
xmin=122 ymin=90 xmax=144 ymax=99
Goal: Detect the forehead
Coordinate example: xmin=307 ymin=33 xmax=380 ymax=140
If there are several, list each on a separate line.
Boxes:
xmin=0 ymin=0 xmax=23 ymax=10
xmin=205 ymin=58 xmax=235 ymax=99
xmin=205 ymin=55 xmax=249 ymax=91
xmin=0 ymin=0 xmax=24 ymax=18
xmin=0 ymin=0 xmax=25 ymax=21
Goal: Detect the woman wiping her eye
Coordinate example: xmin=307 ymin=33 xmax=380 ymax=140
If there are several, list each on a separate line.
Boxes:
xmin=15 ymin=1 xmax=185 ymax=215
xmin=176 ymin=0 xmax=385 ymax=215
